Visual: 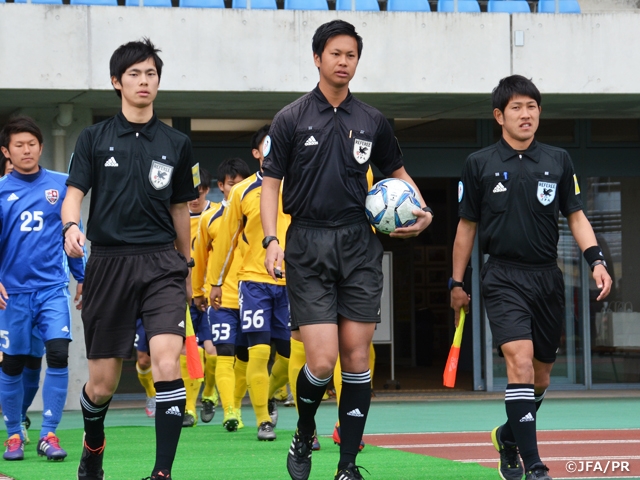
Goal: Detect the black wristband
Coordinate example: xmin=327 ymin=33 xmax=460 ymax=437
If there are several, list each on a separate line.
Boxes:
xmin=62 ymin=221 xmax=78 ymax=238
xmin=583 ymin=245 xmax=604 ymax=266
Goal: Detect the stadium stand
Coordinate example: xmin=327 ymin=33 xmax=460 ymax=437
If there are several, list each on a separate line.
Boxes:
xmin=284 ymin=0 xmax=329 ymax=8
xmin=70 ymin=0 xmax=118 ymax=5
xmin=125 ymin=0 xmax=172 ymax=6
xmin=180 ymin=0 xmax=225 ymax=7
xmin=487 ymin=0 xmax=531 ymax=11
xmin=14 ymin=0 xmax=63 ymax=4
xmin=232 ymin=0 xmax=277 ymax=9
xmin=386 ymin=0 xmax=431 ymax=10
xmin=336 ymin=0 xmax=380 ymax=10
xmin=538 ymin=0 xmax=580 ymax=12
xmin=437 ymin=0 xmax=481 ymax=11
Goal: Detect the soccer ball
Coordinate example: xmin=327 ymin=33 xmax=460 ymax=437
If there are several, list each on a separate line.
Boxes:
xmin=365 ymin=179 xmax=421 ymax=234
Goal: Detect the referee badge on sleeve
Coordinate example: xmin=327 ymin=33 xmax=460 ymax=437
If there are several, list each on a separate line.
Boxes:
xmin=537 ymin=181 xmax=557 ymax=206
xmin=353 ymin=139 xmax=372 ymax=164
xmin=149 ymin=161 xmax=174 ymax=190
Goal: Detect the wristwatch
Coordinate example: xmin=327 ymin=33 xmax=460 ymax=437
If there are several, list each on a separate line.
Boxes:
xmin=422 ymin=206 xmax=434 ymax=218
xmin=62 ymin=221 xmax=78 ymax=238
xmin=262 ymin=236 xmax=279 ymax=249
xmin=590 ymin=259 xmax=607 ymax=271
xmin=186 ymin=258 xmax=195 ymax=268
xmin=448 ymin=278 xmax=464 ymax=290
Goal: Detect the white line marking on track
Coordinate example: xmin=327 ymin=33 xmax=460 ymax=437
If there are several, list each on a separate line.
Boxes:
xmin=377 ymin=439 xmax=640 ymax=449
xmin=457 ymin=455 xmax=640 ymax=463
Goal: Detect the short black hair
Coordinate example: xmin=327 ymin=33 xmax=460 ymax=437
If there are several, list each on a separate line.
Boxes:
xmin=217 ymin=157 xmax=251 ymax=184
xmin=0 ymin=116 xmax=44 ymax=151
xmin=251 ymin=125 xmax=271 ymax=152
xmin=312 ymin=20 xmax=363 ymax=60
xmin=0 ymin=157 xmax=11 ymax=177
xmin=110 ymin=38 xmax=163 ymax=98
xmin=198 ymin=168 xmax=213 ymax=191
xmin=492 ymin=75 xmax=542 ymax=112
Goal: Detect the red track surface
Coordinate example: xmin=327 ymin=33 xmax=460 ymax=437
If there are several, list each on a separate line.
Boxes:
xmin=364 ymin=429 xmax=640 ymax=479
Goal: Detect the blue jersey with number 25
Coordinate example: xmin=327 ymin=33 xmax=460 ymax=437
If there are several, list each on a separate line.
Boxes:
xmin=0 ymin=169 xmax=84 ymax=294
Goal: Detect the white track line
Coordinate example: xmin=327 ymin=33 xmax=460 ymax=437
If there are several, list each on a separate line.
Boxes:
xmin=377 ymin=439 xmax=640 ymax=449
xmin=457 ymin=456 xmax=640 ymax=463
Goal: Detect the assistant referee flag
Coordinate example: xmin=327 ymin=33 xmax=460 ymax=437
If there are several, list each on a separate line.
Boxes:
xmin=185 ymin=305 xmax=204 ymax=381
xmin=443 ymin=309 xmax=465 ymax=388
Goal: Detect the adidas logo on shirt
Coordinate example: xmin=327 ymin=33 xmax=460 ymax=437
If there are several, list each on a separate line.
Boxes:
xmin=347 ymin=408 xmax=364 ymax=418
xmin=520 ymin=412 xmax=534 ymax=422
xmin=166 ymin=406 xmax=182 ymax=416
xmin=7 ymin=193 xmax=19 ymax=201
xmin=104 ymin=157 xmax=119 ymax=167
xmin=493 ymin=182 xmax=507 ymax=193
xmin=304 ymin=136 xmax=319 ymax=146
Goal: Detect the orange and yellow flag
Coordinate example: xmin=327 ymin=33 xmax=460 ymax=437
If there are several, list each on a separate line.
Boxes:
xmin=443 ymin=309 xmax=465 ymax=388
xmin=185 ymin=305 xmax=204 ymax=381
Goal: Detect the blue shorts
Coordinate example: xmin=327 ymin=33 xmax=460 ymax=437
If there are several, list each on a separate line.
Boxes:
xmin=134 ymin=319 xmax=149 ymax=353
xmin=238 ymin=281 xmax=290 ymax=341
xmin=190 ymin=304 xmax=212 ymax=345
xmin=0 ymin=285 xmax=72 ymax=356
xmin=206 ymin=307 xmax=247 ymax=347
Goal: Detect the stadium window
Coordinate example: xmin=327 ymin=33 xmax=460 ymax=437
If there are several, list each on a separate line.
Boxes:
xmin=591 ymin=119 xmax=640 ymax=143
xmin=394 ymin=119 xmax=477 ymax=144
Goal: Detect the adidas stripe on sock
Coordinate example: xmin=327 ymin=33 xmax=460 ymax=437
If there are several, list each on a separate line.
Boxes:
xmin=505 ymin=383 xmax=541 ymax=470
xmin=338 ymin=370 xmax=372 ymax=470
xmin=80 ymin=385 xmax=111 ymax=451
xmin=153 ymin=379 xmax=186 ymax=474
xmin=296 ymin=364 xmax=331 ymax=435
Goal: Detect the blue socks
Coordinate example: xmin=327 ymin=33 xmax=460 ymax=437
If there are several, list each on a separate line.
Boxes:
xmin=0 ymin=372 xmax=23 ymax=438
xmin=41 ymin=367 xmax=68 ymax=437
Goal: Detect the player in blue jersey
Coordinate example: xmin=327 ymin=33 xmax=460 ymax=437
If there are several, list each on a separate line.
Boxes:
xmin=0 ymin=116 xmax=85 ymax=462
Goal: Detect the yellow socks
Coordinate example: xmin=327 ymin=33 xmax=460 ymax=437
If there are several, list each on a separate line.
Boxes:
xmin=233 ymin=357 xmax=248 ymax=411
xmin=268 ymin=353 xmax=289 ymax=399
xmin=288 ymin=337 xmax=306 ymax=411
xmin=215 ymin=355 xmax=235 ymax=410
xmin=136 ymin=362 xmax=156 ymax=398
xmin=180 ymin=353 xmax=202 ymax=415
xmin=246 ymin=344 xmax=271 ymax=426
xmin=203 ymin=352 xmax=218 ymax=400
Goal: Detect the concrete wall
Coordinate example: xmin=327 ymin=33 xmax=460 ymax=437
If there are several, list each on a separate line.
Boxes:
xmin=1 ymin=6 xmax=640 ymax=95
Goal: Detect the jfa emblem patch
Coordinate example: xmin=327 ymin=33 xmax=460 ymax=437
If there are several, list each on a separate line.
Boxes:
xmin=537 ymin=181 xmax=557 ymax=206
xmin=149 ymin=160 xmax=173 ymax=190
xmin=353 ymin=139 xmax=372 ymax=164
xmin=45 ymin=189 xmax=59 ymax=205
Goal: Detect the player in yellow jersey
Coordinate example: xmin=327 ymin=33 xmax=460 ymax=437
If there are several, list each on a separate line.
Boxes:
xmin=192 ymin=157 xmax=251 ymax=432
xmin=181 ymin=169 xmax=215 ymax=428
xmin=209 ymin=126 xmax=291 ymax=441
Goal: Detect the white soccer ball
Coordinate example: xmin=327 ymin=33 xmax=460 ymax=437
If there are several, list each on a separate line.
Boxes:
xmin=365 ymin=179 xmax=421 ymax=234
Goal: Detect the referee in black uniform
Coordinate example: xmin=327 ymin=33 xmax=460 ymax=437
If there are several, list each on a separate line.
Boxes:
xmin=62 ymin=39 xmax=199 ymax=480
xmin=261 ymin=20 xmax=432 ymax=480
xmin=451 ymin=75 xmax=611 ymax=480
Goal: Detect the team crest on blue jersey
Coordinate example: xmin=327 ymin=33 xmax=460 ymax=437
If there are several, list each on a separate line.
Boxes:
xmin=353 ymin=139 xmax=372 ymax=164
xmin=537 ymin=181 xmax=556 ymax=206
xmin=45 ymin=189 xmax=59 ymax=205
xmin=149 ymin=161 xmax=173 ymax=190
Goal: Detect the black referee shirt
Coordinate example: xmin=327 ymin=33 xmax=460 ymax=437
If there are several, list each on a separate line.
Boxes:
xmin=458 ymin=138 xmax=583 ymax=264
xmin=67 ymin=112 xmax=199 ymax=246
xmin=263 ymin=85 xmax=403 ymax=225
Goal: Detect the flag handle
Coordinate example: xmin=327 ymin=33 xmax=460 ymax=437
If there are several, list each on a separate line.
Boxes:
xmin=443 ymin=309 xmax=465 ymax=388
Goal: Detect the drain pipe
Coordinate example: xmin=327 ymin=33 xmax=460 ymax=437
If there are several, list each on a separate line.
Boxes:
xmin=53 ymin=104 xmax=73 ymax=173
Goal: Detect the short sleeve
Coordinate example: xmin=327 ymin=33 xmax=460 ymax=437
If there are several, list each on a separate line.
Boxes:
xmin=558 ymin=151 xmax=583 ymax=217
xmin=370 ymin=116 xmax=403 ymax=176
xmin=458 ymin=155 xmax=482 ymax=222
xmin=66 ymin=129 xmax=93 ymax=194
xmin=262 ymin=110 xmax=293 ymax=180
xmin=170 ymin=137 xmax=199 ymax=204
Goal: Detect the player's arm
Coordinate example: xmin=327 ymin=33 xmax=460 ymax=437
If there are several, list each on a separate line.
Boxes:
xmin=208 ymin=188 xmax=243 ymax=307
xmin=170 ymin=202 xmax=193 ymax=301
xmin=61 ymin=186 xmax=86 ymax=258
xmin=388 ymin=166 xmax=432 ymax=239
xmin=261 ymin=176 xmax=284 ymax=281
xmin=192 ymin=212 xmax=212 ymax=311
xmin=0 ymin=282 xmax=7 ymax=310
xmin=567 ymin=210 xmax=612 ymax=301
xmin=451 ymin=218 xmax=476 ymax=326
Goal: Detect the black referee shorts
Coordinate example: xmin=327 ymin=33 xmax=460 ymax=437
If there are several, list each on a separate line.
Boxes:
xmin=481 ymin=256 xmax=565 ymax=363
xmin=285 ymin=217 xmax=383 ymax=329
xmin=82 ymin=243 xmax=188 ymax=359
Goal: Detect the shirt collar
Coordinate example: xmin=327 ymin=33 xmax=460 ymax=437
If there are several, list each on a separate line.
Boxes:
xmin=497 ymin=137 xmax=540 ymax=163
xmin=115 ymin=111 xmax=159 ymax=141
xmin=11 ymin=167 xmax=42 ymax=183
xmin=312 ymin=85 xmax=353 ymax=114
